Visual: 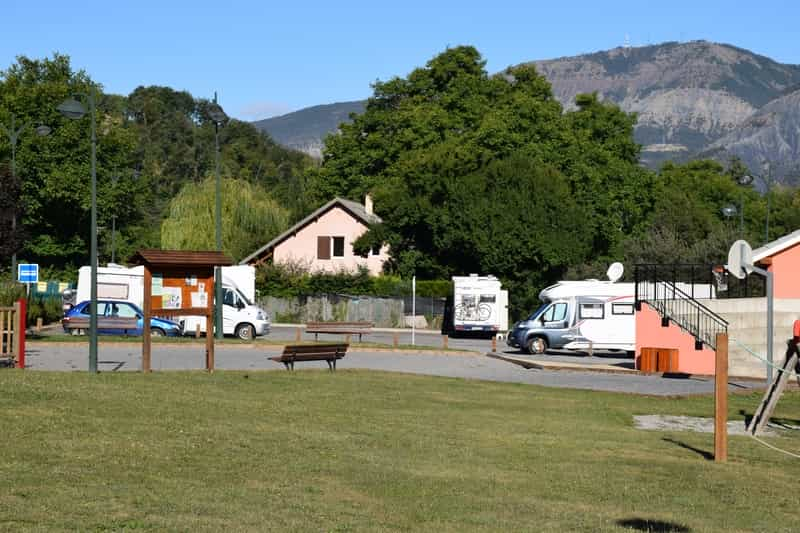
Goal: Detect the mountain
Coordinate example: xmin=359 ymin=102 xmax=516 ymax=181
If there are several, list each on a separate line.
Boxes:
xmin=252 ymin=41 xmax=800 ymax=175
xmin=251 ymin=100 xmax=365 ymax=158
xmin=703 ymin=88 xmax=800 ymax=186
xmin=529 ymin=41 xmax=800 ymax=168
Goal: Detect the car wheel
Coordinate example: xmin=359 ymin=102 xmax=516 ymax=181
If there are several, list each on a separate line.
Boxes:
xmin=150 ymin=328 xmax=165 ymax=337
xmin=235 ymin=324 xmax=255 ymax=341
xmin=526 ymin=336 xmax=548 ymax=355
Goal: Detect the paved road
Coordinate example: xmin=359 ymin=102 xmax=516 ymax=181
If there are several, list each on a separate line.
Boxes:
xmin=23 ymin=341 xmax=760 ymax=396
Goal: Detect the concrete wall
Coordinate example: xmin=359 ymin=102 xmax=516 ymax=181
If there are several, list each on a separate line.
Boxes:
xmin=704 ymin=298 xmax=800 ymax=379
xmin=272 ymin=206 xmax=389 ymax=275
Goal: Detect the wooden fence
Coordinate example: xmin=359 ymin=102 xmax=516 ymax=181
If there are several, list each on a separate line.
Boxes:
xmin=0 ymin=300 xmax=25 ymax=368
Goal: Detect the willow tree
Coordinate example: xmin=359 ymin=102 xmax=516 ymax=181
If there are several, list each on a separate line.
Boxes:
xmin=161 ymin=177 xmax=289 ymax=262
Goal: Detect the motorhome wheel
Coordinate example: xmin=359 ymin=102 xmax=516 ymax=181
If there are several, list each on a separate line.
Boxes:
xmin=236 ymin=324 xmax=255 ymax=341
xmin=526 ymin=336 xmax=548 ymax=355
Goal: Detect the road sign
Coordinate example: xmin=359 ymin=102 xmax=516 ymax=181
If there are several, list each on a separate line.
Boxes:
xmin=17 ymin=263 xmax=39 ymax=284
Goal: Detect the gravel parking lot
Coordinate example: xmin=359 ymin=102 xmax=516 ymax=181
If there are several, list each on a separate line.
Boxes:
xmin=22 ymin=340 xmax=761 ymax=396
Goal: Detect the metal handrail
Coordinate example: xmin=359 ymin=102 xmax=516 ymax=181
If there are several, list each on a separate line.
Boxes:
xmin=635 ymin=265 xmax=728 ymax=351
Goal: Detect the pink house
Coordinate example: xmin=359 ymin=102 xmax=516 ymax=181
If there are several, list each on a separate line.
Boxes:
xmin=752 ymin=229 xmax=800 ymax=298
xmin=240 ymin=196 xmax=389 ymax=275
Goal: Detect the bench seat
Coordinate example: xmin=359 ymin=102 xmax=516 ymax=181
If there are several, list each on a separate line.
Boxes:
xmin=270 ymin=343 xmax=348 ymax=371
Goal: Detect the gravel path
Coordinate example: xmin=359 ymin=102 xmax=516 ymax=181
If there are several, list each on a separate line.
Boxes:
xmin=22 ymin=342 xmax=762 ymax=396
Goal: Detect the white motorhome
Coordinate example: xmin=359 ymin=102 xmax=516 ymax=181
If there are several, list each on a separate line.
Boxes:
xmin=506 ymin=263 xmax=635 ymax=354
xmin=451 ymin=275 xmax=509 ymax=334
xmin=70 ymin=264 xmax=270 ymax=340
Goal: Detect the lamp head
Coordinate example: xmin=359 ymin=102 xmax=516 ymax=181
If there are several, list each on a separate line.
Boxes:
xmin=738 ymin=174 xmax=754 ymax=186
xmin=721 ymin=205 xmax=737 ymax=218
xmin=57 ymin=97 xmax=87 ymax=120
xmin=35 ymin=125 xmax=51 ymax=136
xmin=207 ymin=102 xmax=228 ymax=124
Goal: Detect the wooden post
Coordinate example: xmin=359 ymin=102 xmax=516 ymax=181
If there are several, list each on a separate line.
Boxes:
xmin=393 ymin=332 xmax=399 ymax=349
xmin=35 ymin=317 xmax=43 ymax=333
xmin=491 ymin=335 xmax=497 ymax=352
xmin=142 ymin=267 xmax=152 ymax=373
xmin=442 ymin=335 xmax=448 ymax=349
xmin=715 ymin=332 xmax=728 ymax=462
xmin=195 ymin=323 xmax=201 ymax=338
xmin=295 ymin=327 xmax=301 ymax=342
xmin=14 ymin=300 xmax=25 ymax=369
xmin=588 ymin=341 xmax=593 ymax=357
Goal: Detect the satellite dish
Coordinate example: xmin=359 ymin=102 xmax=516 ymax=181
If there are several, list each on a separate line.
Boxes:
xmin=727 ymin=240 xmax=753 ymax=279
xmin=607 ymin=262 xmax=624 ymax=283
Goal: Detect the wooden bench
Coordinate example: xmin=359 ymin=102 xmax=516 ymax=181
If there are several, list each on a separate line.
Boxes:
xmin=305 ymin=321 xmax=374 ymax=342
xmin=270 ymin=343 xmax=348 ymax=371
xmin=61 ymin=316 xmax=139 ymax=335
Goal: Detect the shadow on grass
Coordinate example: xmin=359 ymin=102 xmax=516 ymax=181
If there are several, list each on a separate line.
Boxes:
xmin=617 ymin=517 xmax=691 ymax=532
xmin=661 ymin=437 xmax=713 ymax=461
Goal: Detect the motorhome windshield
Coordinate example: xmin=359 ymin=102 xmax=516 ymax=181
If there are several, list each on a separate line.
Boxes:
xmin=527 ymin=304 xmax=547 ymax=321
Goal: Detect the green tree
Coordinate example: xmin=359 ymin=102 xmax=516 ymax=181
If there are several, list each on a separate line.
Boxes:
xmin=161 ymin=177 xmax=290 ymax=262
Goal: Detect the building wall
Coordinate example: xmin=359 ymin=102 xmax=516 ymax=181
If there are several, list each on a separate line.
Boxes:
xmin=765 ymin=242 xmax=800 ymax=298
xmin=272 ymin=206 xmax=388 ymax=275
xmin=635 ymin=304 xmax=716 ymax=375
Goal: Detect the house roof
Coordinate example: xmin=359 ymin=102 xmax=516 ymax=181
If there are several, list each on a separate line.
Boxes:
xmin=239 ymin=197 xmax=382 ymax=265
xmin=130 ymin=249 xmax=234 ymax=268
xmin=752 ymin=228 xmax=800 ymax=263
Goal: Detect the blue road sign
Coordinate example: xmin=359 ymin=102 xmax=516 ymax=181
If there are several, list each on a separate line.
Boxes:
xmin=17 ymin=263 xmax=39 ymax=283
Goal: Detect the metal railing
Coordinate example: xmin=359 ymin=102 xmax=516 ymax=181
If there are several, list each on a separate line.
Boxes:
xmin=635 ymin=265 xmax=728 ymax=351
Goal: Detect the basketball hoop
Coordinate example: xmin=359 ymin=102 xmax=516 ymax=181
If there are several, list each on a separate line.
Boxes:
xmin=712 ymin=265 xmax=728 ymax=292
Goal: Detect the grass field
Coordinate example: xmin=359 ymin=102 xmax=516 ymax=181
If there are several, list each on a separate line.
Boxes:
xmin=1 ymin=370 xmax=799 ymax=532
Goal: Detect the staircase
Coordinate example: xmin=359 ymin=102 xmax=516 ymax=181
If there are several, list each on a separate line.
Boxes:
xmin=635 ymin=264 xmax=728 ymax=351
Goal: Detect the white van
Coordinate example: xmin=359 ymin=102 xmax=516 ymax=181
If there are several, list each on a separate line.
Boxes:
xmin=71 ymin=264 xmax=270 ymax=340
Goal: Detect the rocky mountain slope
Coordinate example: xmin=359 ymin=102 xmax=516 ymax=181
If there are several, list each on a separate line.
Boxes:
xmin=253 ymin=41 xmax=800 ymax=177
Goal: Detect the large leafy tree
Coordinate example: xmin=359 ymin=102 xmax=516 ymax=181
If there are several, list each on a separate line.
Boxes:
xmin=0 ymin=54 xmax=143 ymax=269
xmin=161 ymin=177 xmax=290 ymax=262
xmin=314 ymin=46 xmax=651 ymax=313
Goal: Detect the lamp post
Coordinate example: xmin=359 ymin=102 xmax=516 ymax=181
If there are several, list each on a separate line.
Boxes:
xmin=735 ymin=173 xmax=754 ymax=238
xmin=208 ymin=93 xmax=228 ymax=340
xmin=0 ymin=114 xmax=50 ymax=281
xmin=58 ymin=87 xmax=98 ymax=372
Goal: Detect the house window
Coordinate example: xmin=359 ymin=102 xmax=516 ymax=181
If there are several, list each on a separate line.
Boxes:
xmin=612 ymin=303 xmax=634 ymax=315
xmin=579 ymin=303 xmax=604 ymax=319
xmin=332 ymin=236 xmax=345 ymax=257
xmin=371 ymin=244 xmax=381 ymax=256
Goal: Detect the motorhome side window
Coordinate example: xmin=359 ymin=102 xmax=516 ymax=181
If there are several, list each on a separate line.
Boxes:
xmin=612 ymin=303 xmax=634 ymax=315
xmin=480 ymin=294 xmax=496 ymax=303
xmin=542 ymin=302 xmax=567 ymax=322
xmin=579 ymin=303 xmax=604 ymax=319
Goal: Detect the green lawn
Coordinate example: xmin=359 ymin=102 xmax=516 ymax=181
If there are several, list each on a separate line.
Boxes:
xmin=1 ymin=371 xmax=798 ymax=532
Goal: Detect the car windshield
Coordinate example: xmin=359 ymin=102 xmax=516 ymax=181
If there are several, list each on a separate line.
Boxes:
xmin=527 ymin=304 xmax=548 ymax=321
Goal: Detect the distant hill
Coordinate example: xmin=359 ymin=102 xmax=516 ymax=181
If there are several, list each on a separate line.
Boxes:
xmin=252 ymin=41 xmax=800 ymax=179
xmin=252 ymin=101 xmax=365 ymax=158
xmin=703 ymin=88 xmax=800 ymax=186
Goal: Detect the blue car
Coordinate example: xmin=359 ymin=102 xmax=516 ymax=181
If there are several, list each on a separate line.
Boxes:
xmin=62 ymin=300 xmax=182 ymax=336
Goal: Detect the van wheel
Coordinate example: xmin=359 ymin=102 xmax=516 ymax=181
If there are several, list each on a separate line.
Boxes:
xmin=526 ymin=336 xmax=548 ymax=355
xmin=235 ymin=324 xmax=255 ymax=341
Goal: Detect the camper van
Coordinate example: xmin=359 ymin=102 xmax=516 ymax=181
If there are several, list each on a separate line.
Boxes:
xmin=69 ymin=264 xmax=270 ymax=340
xmin=506 ymin=263 xmax=635 ymax=354
xmin=451 ymin=275 xmax=509 ymax=334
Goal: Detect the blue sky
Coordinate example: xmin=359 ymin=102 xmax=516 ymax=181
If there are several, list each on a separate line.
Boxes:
xmin=3 ymin=1 xmax=799 ymax=121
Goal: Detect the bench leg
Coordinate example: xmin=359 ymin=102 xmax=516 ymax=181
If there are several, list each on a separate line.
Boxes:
xmin=282 ymin=361 xmax=291 ymax=371
xmin=326 ymin=359 xmax=334 ymax=372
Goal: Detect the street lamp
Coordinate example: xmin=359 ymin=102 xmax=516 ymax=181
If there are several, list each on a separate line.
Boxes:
xmin=720 ymin=205 xmax=737 ymax=220
xmin=0 ymin=114 xmax=50 ymax=281
xmin=208 ymin=93 xmax=228 ymax=340
xmin=735 ymin=173 xmax=754 ymax=237
xmin=57 ymin=87 xmax=99 ymax=372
